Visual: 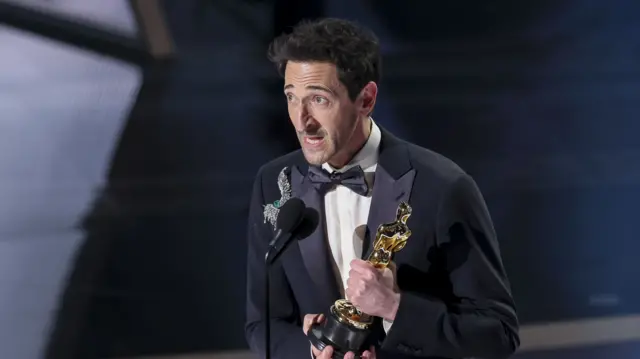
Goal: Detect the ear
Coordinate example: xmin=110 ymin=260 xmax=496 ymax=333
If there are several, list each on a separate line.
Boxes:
xmin=358 ymin=81 xmax=378 ymax=116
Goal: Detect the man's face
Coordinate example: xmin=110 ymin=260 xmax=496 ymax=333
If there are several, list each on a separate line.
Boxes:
xmin=283 ymin=62 xmax=365 ymax=166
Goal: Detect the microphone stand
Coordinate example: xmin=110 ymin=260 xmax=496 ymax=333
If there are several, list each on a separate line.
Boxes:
xmin=264 ymin=246 xmax=275 ymax=359
xmin=259 ymin=197 xmax=306 ymax=359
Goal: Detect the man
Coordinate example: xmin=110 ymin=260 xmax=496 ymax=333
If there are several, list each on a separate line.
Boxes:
xmin=245 ymin=18 xmax=520 ymax=359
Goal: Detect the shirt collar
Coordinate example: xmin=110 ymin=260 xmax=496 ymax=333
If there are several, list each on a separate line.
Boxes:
xmin=322 ymin=118 xmax=381 ymax=174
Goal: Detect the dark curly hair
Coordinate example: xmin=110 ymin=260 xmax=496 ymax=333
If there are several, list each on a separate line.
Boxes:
xmin=267 ymin=18 xmax=381 ymax=101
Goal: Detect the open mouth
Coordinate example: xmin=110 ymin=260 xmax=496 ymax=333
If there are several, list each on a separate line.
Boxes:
xmin=303 ymin=136 xmax=325 ymax=147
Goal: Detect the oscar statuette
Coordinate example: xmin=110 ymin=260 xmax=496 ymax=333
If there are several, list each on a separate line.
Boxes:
xmin=308 ymin=202 xmax=413 ymax=358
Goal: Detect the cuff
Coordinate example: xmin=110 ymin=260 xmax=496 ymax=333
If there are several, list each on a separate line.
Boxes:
xmin=382 ymin=318 xmax=394 ymax=333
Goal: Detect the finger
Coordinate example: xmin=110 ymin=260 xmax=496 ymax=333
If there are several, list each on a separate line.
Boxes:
xmin=385 ymin=272 xmax=399 ymax=293
xmin=303 ymin=314 xmax=322 ymax=334
xmin=346 ymin=276 xmax=360 ymax=291
xmin=351 ymin=262 xmax=380 ymax=280
xmin=348 ymin=268 xmax=358 ymax=281
xmin=362 ymin=345 xmax=376 ymax=358
xmin=311 ymin=345 xmax=322 ymax=357
xmin=303 ymin=314 xmax=314 ymax=333
xmin=346 ymin=282 xmax=366 ymax=302
xmin=345 ymin=286 xmax=358 ymax=301
xmin=387 ymin=262 xmax=398 ymax=282
xmin=350 ymin=259 xmax=373 ymax=272
xmin=380 ymin=267 xmax=396 ymax=288
xmin=318 ymin=345 xmax=334 ymax=359
xmin=384 ymin=265 xmax=396 ymax=279
xmin=347 ymin=274 xmax=369 ymax=293
xmin=344 ymin=351 xmax=355 ymax=359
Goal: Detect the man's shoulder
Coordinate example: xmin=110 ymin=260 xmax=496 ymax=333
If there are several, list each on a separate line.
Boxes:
xmin=402 ymin=139 xmax=468 ymax=184
xmin=254 ymin=149 xmax=305 ymax=182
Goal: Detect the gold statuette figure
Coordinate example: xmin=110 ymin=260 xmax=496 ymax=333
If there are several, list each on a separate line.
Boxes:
xmin=332 ymin=201 xmax=412 ymax=329
xmin=308 ymin=201 xmax=413 ymax=357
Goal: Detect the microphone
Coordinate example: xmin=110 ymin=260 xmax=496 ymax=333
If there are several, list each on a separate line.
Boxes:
xmin=264 ymin=197 xmax=306 ymax=265
xmin=264 ymin=197 xmax=306 ymax=359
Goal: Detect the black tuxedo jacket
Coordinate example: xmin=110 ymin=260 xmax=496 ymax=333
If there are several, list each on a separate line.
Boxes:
xmin=245 ymin=129 xmax=520 ymax=358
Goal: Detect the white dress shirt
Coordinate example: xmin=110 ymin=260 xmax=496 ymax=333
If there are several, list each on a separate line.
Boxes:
xmin=321 ymin=119 xmax=393 ymax=334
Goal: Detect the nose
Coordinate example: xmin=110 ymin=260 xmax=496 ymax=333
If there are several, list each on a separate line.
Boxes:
xmin=292 ymin=103 xmax=312 ymax=131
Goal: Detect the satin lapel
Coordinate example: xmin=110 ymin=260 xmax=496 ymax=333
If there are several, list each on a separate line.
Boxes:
xmin=291 ymin=165 xmax=341 ymax=307
xmin=362 ymin=128 xmax=416 ymax=259
xmin=363 ymin=166 xmax=415 ymax=259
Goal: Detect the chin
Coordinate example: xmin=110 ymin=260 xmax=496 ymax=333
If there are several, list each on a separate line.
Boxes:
xmin=304 ymin=156 xmax=325 ymax=166
xmin=302 ymin=150 xmax=330 ymax=166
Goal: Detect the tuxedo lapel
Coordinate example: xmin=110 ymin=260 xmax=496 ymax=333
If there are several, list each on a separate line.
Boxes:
xmin=362 ymin=129 xmax=416 ymax=260
xmin=291 ymin=165 xmax=341 ymax=307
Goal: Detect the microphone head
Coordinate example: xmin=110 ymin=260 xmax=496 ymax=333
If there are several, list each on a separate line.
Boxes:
xmin=276 ymin=198 xmax=306 ymax=233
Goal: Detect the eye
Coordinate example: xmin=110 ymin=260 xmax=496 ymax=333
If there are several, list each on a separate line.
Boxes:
xmin=286 ymin=93 xmax=294 ymax=102
xmin=312 ymin=96 xmax=328 ymax=105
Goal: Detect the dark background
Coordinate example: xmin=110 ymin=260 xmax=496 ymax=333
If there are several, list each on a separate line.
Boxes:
xmin=0 ymin=0 xmax=638 ymax=358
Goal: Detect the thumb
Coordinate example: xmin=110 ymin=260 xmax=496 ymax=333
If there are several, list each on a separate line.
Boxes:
xmin=387 ymin=261 xmax=399 ymax=292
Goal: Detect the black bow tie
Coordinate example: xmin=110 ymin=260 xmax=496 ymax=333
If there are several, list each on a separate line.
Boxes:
xmin=308 ymin=165 xmax=369 ymax=196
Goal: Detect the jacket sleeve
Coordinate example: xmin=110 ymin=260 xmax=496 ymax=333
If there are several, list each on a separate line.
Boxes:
xmin=244 ymin=166 xmax=311 ymax=359
xmin=381 ymin=173 xmax=520 ymax=358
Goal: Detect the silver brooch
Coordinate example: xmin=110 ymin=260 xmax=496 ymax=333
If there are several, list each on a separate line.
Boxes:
xmin=263 ymin=167 xmax=292 ymax=229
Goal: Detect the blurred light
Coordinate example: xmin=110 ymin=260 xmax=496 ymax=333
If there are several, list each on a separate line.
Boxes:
xmin=1 ymin=0 xmax=138 ymax=35
xmin=0 ymin=24 xmax=141 ymax=358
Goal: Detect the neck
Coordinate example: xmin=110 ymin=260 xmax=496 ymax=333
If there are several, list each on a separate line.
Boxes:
xmin=328 ymin=116 xmax=372 ymax=169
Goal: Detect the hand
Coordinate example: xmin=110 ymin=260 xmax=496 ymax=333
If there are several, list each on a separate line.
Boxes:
xmin=346 ymin=259 xmax=400 ymax=321
xmin=303 ymin=314 xmax=377 ymax=358
xmin=304 ymin=314 xmax=330 ymax=358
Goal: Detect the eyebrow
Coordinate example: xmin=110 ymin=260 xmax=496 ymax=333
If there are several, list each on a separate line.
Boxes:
xmin=283 ymin=84 xmax=335 ymax=95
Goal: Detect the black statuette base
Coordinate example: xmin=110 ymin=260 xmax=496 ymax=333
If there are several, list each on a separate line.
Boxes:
xmin=307 ymin=310 xmax=371 ymax=359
